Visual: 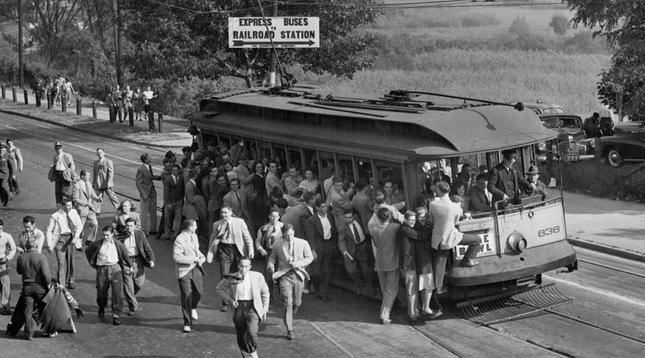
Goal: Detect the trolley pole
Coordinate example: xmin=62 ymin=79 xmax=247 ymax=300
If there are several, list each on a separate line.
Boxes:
xmin=18 ymin=0 xmax=24 ymax=89
xmin=268 ymin=0 xmax=278 ymax=87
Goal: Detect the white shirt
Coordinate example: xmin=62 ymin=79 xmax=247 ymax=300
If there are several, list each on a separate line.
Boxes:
xmin=97 ymin=239 xmax=119 ymax=266
xmin=124 ymin=233 xmax=140 ymax=257
xmin=235 ymin=275 xmax=253 ymax=301
xmin=319 ymin=213 xmax=332 ymax=240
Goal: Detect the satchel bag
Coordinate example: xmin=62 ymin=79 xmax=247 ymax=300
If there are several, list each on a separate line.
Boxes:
xmin=48 ymin=165 xmax=56 ymax=182
xmin=440 ymin=227 xmax=463 ymax=250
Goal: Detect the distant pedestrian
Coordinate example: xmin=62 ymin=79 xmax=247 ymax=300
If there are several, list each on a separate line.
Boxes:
xmin=45 ymin=199 xmax=82 ymax=289
xmin=124 ymin=85 xmax=134 ymax=123
xmin=120 ymin=218 xmax=155 ymax=316
xmin=142 ymin=86 xmax=156 ymax=115
xmin=0 ymin=219 xmax=17 ymax=315
xmin=216 ymin=256 xmax=270 ymax=358
xmin=135 ymin=153 xmax=161 ymax=236
xmin=16 ymin=234 xmax=51 ymax=339
xmin=17 ymin=216 xmax=46 ymax=254
xmin=133 ymin=88 xmax=144 ymax=121
xmin=63 ymin=79 xmax=75 ymax=106
xmin=72 ymin=169 xmax=101 ymax=246
xmin=85 ymin=226 xmax=133 ymax=326
xmin=6 ymin=139 xmax=22 ymax=196
xmin=51 ymin=142 xmax=75 ymax=206
xmin=0 ymin=142 xmax=16 ymax=206
xmin=173 ymin=219 xmax=206 ymax=333
xmin=93 ymin=148 xmax=119 ymax=215
xmin=112 ymin=85 xmax=124 ymax=123
xmin=162 ymin=164 xmax=184 ymax=240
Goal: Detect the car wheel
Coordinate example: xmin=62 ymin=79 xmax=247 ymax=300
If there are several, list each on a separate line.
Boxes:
xmin=606 ymin=148 xmax=622 ymax=167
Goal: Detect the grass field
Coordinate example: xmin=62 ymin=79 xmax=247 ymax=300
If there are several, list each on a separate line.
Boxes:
xmin=287 ymin=0 xmax=611 ymax=114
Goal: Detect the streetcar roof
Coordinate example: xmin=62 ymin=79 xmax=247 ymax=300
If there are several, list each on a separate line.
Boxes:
xmin=193 ymin=86 xmax=556 ymax=158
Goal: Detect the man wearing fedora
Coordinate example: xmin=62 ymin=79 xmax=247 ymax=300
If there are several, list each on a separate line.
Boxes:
xmin=525 ymin=164 xmax=548 ymax=201
xmin=0 ymin=143 xmax=16 ymax=206
xmin=52 ymin=142 xmax=75 ymax=206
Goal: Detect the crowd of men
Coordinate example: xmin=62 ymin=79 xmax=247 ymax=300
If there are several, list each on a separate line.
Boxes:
xmin=0 ymin=137 xmax=549 ymax=358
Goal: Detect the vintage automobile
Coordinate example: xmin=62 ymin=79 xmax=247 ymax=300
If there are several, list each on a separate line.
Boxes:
xmin=599 ymin=120 xmax=645 ymax=167
xmin=538 ymin=114 xmax=594 ymax=162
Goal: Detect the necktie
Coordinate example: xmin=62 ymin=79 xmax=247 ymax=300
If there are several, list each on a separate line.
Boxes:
xmin=266 ymin=226 xmax=275 ymax=247
xmin=352 ymin=223 xmax=362 ymax=244
xmin=484 ymin=191 xmax=490 ymax=206
xmin=173 ymin=175 xmax=177 ymax=185
xmin=149 ymin=165 xmax=153 ymax=175
xmin=235 ymin=192 xmax=241 ymax=208
xmin=225 ymin=222 xmax=230 ymax=241
xmin=288 ymin=241 xmax=293 ymax=261
xmin=66 ymin=212 xmax=74 ymax=234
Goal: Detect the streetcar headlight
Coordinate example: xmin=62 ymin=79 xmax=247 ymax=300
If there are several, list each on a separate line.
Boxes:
xmin=507 ymin=231 xmax=527 ymax=253
xmin=537 ymin=142 xmax=547 ymax=152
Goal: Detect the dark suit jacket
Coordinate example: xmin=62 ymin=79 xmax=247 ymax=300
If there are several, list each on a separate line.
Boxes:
xmin=468 ymin=186 xmax=494 ymax=213
xmin=16 ymin=250 xmax=51 ymax=288
xmin=163 ymin=174 xmax=184 ymax=203
xmin=85 ymin=238 xmax=133 ymax=270
xmin=135 ymin=164 xmax=161 ymax=199
xmin=281 ymin=203 xmax=312 ymax=239
xmin=119 ymin=229 xmax=155 ymax=268
xmin=487 ymin=163 xmax=531 ymax=203
xmin=0 ymin=152 xmax=16 ymax=179
xmin=338 ymin=220 xmax=367 ymax=257
xmin=305 ymin=213 xmax=338 ymax=255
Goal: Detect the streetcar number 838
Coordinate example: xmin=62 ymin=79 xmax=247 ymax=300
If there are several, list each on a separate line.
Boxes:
xmin=538 ymin=226 xmax=560 ymax=237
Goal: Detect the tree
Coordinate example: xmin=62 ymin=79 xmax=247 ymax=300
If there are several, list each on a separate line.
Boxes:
xmin=508 ymin=16 xmax=530 ymax=37
xmin=568 ymin=0 xmax=645 ymax=119
xmin=549 ymin=14 xmax=568 ymax=36
xmin=121 ymin=0 xmax=382 ymax=87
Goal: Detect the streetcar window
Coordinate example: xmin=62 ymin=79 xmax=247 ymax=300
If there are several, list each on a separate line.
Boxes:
xmin=318 ymin=151 xmax=335 ymax=197
xmin=375 ymin=160 xmax=405 ymax=209
xmin=286 ymin=146 xmax=303 ymax=171
xmin=354 ymin=157 xmax=374 ymax=185
xmin=303 ymin=149 xmax=318 ymax=173
xmin=218 ymin=133 xmax=231 ymax=152
xmin=337 ymin=154 xmax=355 ymax=187
xmin=256 ymin=140 xmax=271 ymax=163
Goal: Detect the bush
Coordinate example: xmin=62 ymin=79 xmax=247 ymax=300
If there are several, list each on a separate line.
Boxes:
xmin=508 ymin=16 xmax=531 ymax=37
xmin=549 ymin=14 xmax=569 ymax=36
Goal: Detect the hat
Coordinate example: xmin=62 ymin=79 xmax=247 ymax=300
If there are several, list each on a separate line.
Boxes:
xmin=526 ymin=165 xmax=540 ymax=175
xmin=54 ymin=142 xmax=63 ymax=149
xmin=165 ymin=150 xmax=175 ymax=159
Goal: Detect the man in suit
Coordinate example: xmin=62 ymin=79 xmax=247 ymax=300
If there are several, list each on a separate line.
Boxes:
xmin=327 ymin=175 xmax=354 ymax=231
xmin=216 ymin=256 xmax=269 ymax=358
xmin=383 ymin=179 xmax=405 ymax=211
xmin=0 ymin=143 xmax=16 ymax=206
xmin=93 ymin=148 xmax=120 ymax=215
xmin=120 ymin=218 xmax=155 ymax=316
xmin=208 ymin=173 xmax=229 ymax=237
xmin=174 ymin=219 xmax=206 ymax=333
xmin=265 ymin=160 xmax=283 ymax=198
xmin=45 ymin=199 xmax=82 ymax=289
xmin=305 ymin=198 xmax=338 ymax=302
xmin=338 ymin=209 xmax=375 ymax=297
xmin=16 ymin=235 xmax=51 ymax=339
xmin=281 ymin=191 xmax=314 ymax=239
xmin=267 ymin=223 xmax=313 ymax=340
xmin=223 ymin=178 xmax=254 ymax=234
xmin=52 ymin=142 xmax=75 ymax=206
xmin=488 ymin=149 xmax=535 ymax=205
xmin=351 ymin=179 xmax=374 ymax=235
xmin=135 ymin=153 xmax=162 ymax=236
xmin=73 ymin=169 xmax=102 ymax=246
xmin=469 ymin=174 xmax=494 ymax=213
xmin=208 ymin=206 xmax=254 ymax=312
xmin=86 ymin=226 xmax=133 ymax=325
xmin=162 ymin=164 xmax=184 ymax=240
xmin=183 ymin=168 xmax=207 ymax=236
xmin=255 ymin=208 xmax=283 ymax=297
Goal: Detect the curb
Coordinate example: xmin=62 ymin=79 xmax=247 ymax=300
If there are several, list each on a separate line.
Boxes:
xmin=0 ymin=108 xmax=184 ymax=148
xmin=567 ymin=237 xmax=645 ymax=263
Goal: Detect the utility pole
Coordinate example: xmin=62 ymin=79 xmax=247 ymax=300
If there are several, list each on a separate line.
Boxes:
xmin=18 ymin=0 xmax=23 ymax=88
xmin=268 ymin=0 xmax=277 ymax=87
xmin=113 ymin=0 xmax=122 ymax=87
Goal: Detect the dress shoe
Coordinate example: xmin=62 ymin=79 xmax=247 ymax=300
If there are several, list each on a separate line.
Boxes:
xmin=287 ymin=331 xmax=295 ymax=340
xmin=434 ymin=287 xmax=448 ymax=295
xmin=381 ymin=318 xmax=392 ymax=325
xmin=113 ymin=317 xmax=121 ymax=325
xmin=48 ymin=331 xmax=59 ymax=338
xmin=183 ymin=325 xmax=191 ymax=333
xmin=1 ymin=305 xmax=11 ymax=315
xmin=98 ymin=307 xmax=105 ymax=317
xmin=221 ymin=305 xmax=228 ymax=312
xmin=127 ymin=310 xmax=135 ymax=316
xmin=191 ymin=309 xmax=199 ymax=321
xmin=320 ymin=295 xmax=329 ymax=303
xmin=67 ymin=282 xmax=75 ymax=289
xmin=408 ymin=315 xmax=425 ymax=326
xmin=422 ymin=310 xmax=443 ymax=320
xmin=460 ymin=260 xmax=479 ymax=268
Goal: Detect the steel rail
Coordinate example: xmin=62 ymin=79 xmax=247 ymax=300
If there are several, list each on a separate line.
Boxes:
xmin=578 ymin=258 xmax=645 ymax=279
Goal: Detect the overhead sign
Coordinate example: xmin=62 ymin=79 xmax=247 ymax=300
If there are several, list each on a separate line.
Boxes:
xmin=228 ymin=17 xmax=320 ymax=49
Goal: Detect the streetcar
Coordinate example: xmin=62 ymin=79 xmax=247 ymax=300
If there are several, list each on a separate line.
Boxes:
xmin=189 ymin=84 xmax=577 ymax=302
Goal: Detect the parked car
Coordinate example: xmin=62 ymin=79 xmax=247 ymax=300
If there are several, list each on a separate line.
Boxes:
xmin=523 ymin=101 xmax=566 ymax=115
xmin=537 ymin=114 xmax=594 ymax=162
xmin=599 ymin=120 xmax=645 ymax=167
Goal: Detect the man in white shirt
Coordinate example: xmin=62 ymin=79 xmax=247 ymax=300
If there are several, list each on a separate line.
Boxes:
xmin=0 ymin=219 xmax=16 ymax=315
xmin=46 ymin=199 xmax=82 ymax=289
xmin=121 ymin=218 xmax=155 ymax=316
xmin=304 ymin=198 xmax=338 ymax=302
xmin=16 ymin=216 xmax=45 ymax=254
xmin=85 ymin=226 xmax=132 ymax=326
xmin=216 ymin=257 xmax=269 ymax=358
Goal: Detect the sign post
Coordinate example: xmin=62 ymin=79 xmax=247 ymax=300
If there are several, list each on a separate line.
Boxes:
xmin=228 ymin=17 xmax=320 ymax=49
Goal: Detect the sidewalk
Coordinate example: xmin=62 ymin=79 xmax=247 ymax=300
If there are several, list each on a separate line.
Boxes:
xmin=0 ymin=90 xmax=193 ymax=148
xmin=1 ymin=93 xmax=644 ymax=262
